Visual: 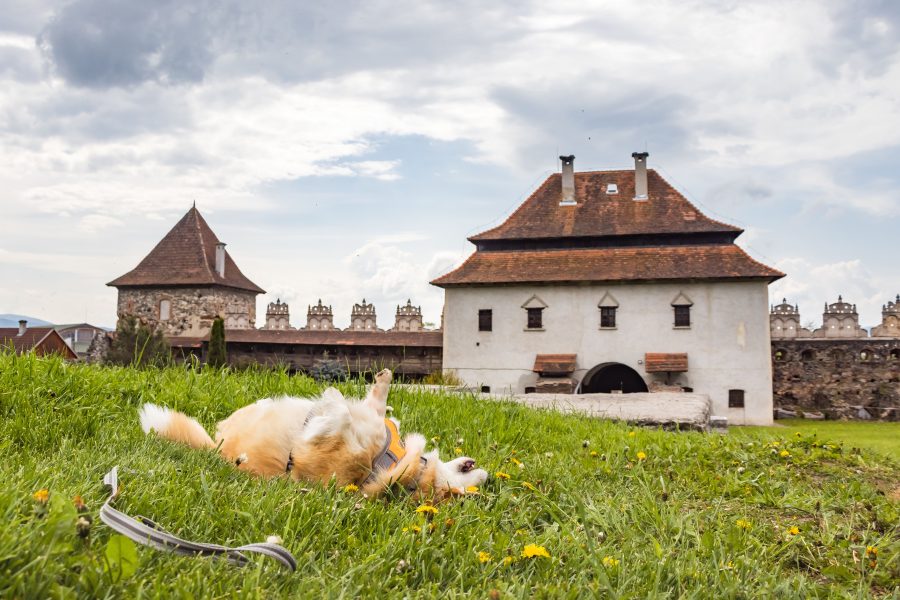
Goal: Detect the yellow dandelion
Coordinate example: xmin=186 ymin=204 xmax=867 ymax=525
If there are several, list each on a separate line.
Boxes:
xmin=590 ymin=450 xmax=599 ymax=457
xmin=454 ymin=447 xmax=463 ymax=455
xmin=509 ymin=457 xmax=522 ymax=467
xmin=521 ymin=544 xmax=550 ymax=559
xmin=636 ymin=451 xmax=647 ymax=461
xmin=866 ymin=546 xmax=878 ymax=557
xmin=416 ymin=505 xmax=438 ymax=515
xmin=343 ymin=483 xmax=359 ymax=493
xmin=788 ymin=526 xmax=800 ymax=536
xmin=465 ymin=485 xmax=479 ymax=493
xmin=444 ymin=518 xmax=455 ymax=527
xmin=32 ymin=489 xmax=49 ymax=503
xmin=502 ymin=556 xmax=514 ymax=566
xmin=780 ymin=450 xmax=790 ymax=458
xmin=477 ymin=551 xmax=492 ymax=563
xmin=795 ymin=432 xmax=802 ymax=437
xmin=735 ymin=519 xmax=751 ymax=530
xmin=408 ymin=525 xmax=422 ymax=533
xmin=522 ymin=481 xmax=537 ymax=491
xmin=771 ymin=440 xmax=780 ymax=447
xmin=628 ymin=431 xmax=636 ymax=437
xmin=495 ymin=471 xmax=511 ymax=480
xmin=602 ymin=555 xmax=620 ymax=567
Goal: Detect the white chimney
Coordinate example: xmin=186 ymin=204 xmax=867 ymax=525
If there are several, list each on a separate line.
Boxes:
xmin=632 ymin=152 xmax=649 ymax=201
xmin=17 ymin=320 xmax=26 ymax=336
xmin=215 ymin=243 xmax=226 ymax=277
xmin=559 ymin=155 xmax=576 ymax=206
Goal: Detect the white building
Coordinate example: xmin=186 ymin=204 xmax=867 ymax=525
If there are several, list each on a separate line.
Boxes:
xmin=432 ymin=153 xmax=783 ymax=425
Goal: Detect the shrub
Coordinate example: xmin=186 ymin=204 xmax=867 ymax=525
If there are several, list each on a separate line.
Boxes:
xmin=207 ymin=317 xmax=227 ymax=368
xmin=309 ymin=358 xmax=348 ymax=382
xmin=105 ymin=315 xmax=170 ymax=367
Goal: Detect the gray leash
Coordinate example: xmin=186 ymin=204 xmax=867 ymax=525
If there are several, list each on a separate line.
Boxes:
xmin=99 ymin=466 xmax=297 ymax=572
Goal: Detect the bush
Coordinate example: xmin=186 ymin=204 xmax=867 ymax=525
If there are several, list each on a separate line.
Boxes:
xmin=207 ymin=317 xmax=227 ymax=368
xmin=105 ymin=315 xmax=170 ymax=367
xmin=309 ymin=358 xmax=348 ymax=382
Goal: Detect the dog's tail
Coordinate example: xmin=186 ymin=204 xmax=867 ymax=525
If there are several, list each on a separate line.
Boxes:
xmin=139 ymin=404 xmax=216 ymax=450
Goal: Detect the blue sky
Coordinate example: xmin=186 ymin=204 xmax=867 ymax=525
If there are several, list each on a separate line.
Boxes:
xmin=1 ymin=0 xmax=898 ymax=329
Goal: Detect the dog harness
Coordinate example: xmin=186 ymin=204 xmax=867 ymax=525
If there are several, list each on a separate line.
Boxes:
xmin=286 ymin=418 xmax=425 ymax=487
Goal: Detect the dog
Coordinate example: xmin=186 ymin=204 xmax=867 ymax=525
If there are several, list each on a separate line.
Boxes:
xmin=139 ymin=369 xmax=488 ymax=502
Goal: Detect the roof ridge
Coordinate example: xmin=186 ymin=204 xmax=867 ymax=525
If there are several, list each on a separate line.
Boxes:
xmin=650 ymin=170 xmax=742 ymax=234
xmin=193 ymin=207 xmax=215 ymax=280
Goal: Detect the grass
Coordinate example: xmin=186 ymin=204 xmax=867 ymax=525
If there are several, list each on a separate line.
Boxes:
xmin=1 ymin=352 xmax=898 ymax=598
xmin=737 ymin=420 xmax=900 ymax=460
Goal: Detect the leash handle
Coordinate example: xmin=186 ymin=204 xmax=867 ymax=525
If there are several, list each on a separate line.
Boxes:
xmin=99 ymin=466 xmax=297 ymax=572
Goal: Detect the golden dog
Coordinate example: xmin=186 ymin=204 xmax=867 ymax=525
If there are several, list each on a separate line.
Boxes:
xmin=139 ymin=369 xmax=488 ymax=501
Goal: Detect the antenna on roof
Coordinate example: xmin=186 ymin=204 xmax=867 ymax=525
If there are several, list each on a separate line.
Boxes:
xmin=192 ymin=199 xmax=196 ymax=209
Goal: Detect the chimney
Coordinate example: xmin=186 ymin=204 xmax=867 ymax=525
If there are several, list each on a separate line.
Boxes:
xmin=17 ymin=320 xmax=26 ymax=336
xmin=559 ymin=155 xmax=576 ymax=206
xmin=215 ymin=243 xmax=226 ymax=277
xmin=632 ymin=151 xmax=649 ymax=201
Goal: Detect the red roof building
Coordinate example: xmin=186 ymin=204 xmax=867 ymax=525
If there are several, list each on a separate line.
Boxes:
xmin=432 ymin=153 xmax=782 ymax=425
xmin=0 ymin=321 xmax=78 ymax=360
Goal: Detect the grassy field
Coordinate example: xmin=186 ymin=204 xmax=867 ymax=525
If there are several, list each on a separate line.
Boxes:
xmin=737 ymin=420 xmax=900 ymax=460
xmin=1 ymin=352 xmax=898 ymax=598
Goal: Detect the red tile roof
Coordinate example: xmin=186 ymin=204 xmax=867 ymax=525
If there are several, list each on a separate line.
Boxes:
xmin=432 ymin=245 xmax=784 ymax=287
xmin=0 ymin=327 xmax=78 ymax=359
xmin=644 ymin=353 xmax=689 ymax=373
xmin=533 ymin=354 xmax=577 ymax=375
xmin=107 ymin=207 xmax=264 ymax=293
xmin=169 ymin=329 xmax=443 ymax=348
xmin=470 ymin=170 xmax=741 ymax=242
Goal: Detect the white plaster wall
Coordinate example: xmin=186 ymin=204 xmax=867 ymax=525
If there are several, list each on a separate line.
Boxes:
xmin=442 ymin=281 xmax=774 ymax=425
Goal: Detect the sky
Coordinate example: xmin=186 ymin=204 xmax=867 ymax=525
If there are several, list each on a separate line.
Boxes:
xmin=1 ymin=0 xmax=898 ymax=330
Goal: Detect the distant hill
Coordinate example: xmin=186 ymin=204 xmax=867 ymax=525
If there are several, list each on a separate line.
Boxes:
xmin=0 ymin=314 xmax=53 ymax=328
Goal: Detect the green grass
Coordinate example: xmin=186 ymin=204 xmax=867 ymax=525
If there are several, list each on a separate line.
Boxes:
xmin=1 ymin=352 xmax=898 ymax=598
xmin=737 ymin=420 xmax=900 ymax=460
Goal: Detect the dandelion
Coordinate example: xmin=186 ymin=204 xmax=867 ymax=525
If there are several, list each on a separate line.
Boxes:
xmin=465 ymin=486 xmax=479 ymax=494
xmin=402 ymin=525 xmax=422 ymax=534
xmin=495 ymin=471 xmax=511 ymax=480
xmin=502 ymin=556 xmax=515 ymax=566
xmin=628 ymin=431 xmax=636 ymax=438
xmin=636 ymin=451 xmax=647 ymax=461
xmin=602 ymin=555 xmax=620 ymax=567
xmin=477 ymin=551 xmax=492 ymax=563
xmin=454 ymin=447 xmax=463 ymax=455
xmin=521 ymin=544 xmax=550 ymax=559
xmin=590 ymin=450 xmax=599 ymax=458
xmin=416 ymin=505 xmax=439 ymax=515
xmin=522 ymin=481 xmax=537 ymax=491
xmin=72 ymin=495 xmax=87 ymax=512
xmin=32 ymin=489 xmax=49 ymax=503
xmin=444 ymin=518 xmax=455 ymax=527
xmin=795 ymin=432 xmax=802 ymax=437
xmin=771 ymin=441 xmax=780 ymax=447
xmin=343 ymin=483 xmax=359 ymax=493
xmin=866 ymin=546 xmax=878 ymax=558
xmin=736 ymin=519 xmax=751 ymax=530
xmin=779 ymin=450 xmax=790 ymax=458
xmin=266 ymin=535 xmax=284 ymax=545
xmin=788 ymin=526 xmax=800 ymax=536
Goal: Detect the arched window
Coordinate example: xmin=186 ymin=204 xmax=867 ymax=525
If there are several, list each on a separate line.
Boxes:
xmin=159 ymin=299 xmax=171 ymax=321
xmin=859 ymin=349 xmax=872 ymax=362
xmin=801 ymin=349 xmax=815 ymax=361
xmin=889 ymin=349 xmax=899 ymax=361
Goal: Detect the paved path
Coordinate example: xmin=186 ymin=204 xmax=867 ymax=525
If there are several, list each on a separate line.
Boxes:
xmin=396 ymin=385 xmax=711 ymax=429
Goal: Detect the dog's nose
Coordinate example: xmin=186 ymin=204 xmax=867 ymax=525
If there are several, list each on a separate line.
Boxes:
xmin=460 ymin=459 xmax=476 ymax=473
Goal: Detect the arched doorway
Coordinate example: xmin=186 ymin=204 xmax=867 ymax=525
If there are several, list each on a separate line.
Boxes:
xmin=579 ymin=362 xmax=649 ymax=394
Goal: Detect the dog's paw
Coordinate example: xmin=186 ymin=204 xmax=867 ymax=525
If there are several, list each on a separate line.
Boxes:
xmin=444 ymin=456 xmax=489 ymax=488
xmin=375 ymin=369 xmax=392 ymax=385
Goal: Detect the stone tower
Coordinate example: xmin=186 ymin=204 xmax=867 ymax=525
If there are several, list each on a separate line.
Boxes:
xmin=812 ymin=295 xmax=867 ymax=338
xmin=263 ymin=299 xmax=293 ymax=330
xmin=107 ymin=206 xmax=264 ymax=337
xmin=872 ymin=294 xmax=900 ymax=338
xmin=392 ymin=299 xmax=424 ymax=332
xmin=305 ymin=299 xmax=335 ymax=330
xmin=769 ymin=298 xmax=810 ymax=339
xmin=349 ymin=299 xmax=378 ymax=331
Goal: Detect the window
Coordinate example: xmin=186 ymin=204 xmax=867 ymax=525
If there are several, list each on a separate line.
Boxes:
xmin=524 ymin=386 xmax=536 ymax=394
xmin=801 ymin=349 xmax=816 ymax=361
xmin=774 ymin=349 xmax=786 ymax=361
xmin=674 ymin=305 xmax=691 ymax=327
xmin=600 ymin=306 xmax=617 ymax=328
xmin=527 ymin=307 xmax=543 ymax=329
xmin=480 ymin=385 xmax=491 ymax=394
xmin=728 ymin=389 xmax=745 ymax=408
xmin=478 ymin=309 xmax=493 ymax=332
xmin=159 ymin=299 xmax=171 ymax=321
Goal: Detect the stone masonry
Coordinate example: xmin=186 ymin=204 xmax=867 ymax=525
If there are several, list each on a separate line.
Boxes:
xmin=117 ymin=286 xmax=257 ymax=337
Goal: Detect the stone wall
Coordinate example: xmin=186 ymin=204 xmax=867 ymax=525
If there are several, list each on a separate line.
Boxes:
xmin=116 ymin=286 xmax=257 ymax=337
xmin=772 ymin=339 xmax=900 ymax=421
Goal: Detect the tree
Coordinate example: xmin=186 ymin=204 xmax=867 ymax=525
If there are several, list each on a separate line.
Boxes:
xmin=106 ymin=315 xmax=170 ymax=367
xmin=207 ymin=317 xmax=227 ymax=368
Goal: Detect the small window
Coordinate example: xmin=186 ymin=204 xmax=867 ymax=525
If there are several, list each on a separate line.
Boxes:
xmin=890 ymin=349 xmax=899 ymax=361
xmin=527 ymin=307 xmax=543 ymax=329
xmin=159 ymin=299 xmax=171 ymax=321
xmin=480 ymin=385 xmax=491 ymax=394
xmin=606 ymin=183 xmax=618 ymax=194
xmin=524 ymin=386 xmax=536 ymax=394
xmin=478 ymin=309 xmax=493 ymax=332
xmin=600 ymin=306 xmax=617 ymax=328
xmin=674 ymin=305 xmax=691 ymax=327
xmin=801 ymin=349 xmax=815 ymax=361
xmin=728 ymin=389 xmax=745 ymax=408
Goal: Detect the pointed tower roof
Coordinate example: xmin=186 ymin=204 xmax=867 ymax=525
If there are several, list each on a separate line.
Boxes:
xmin=107 ymin=207 xmax=264 ymax=293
